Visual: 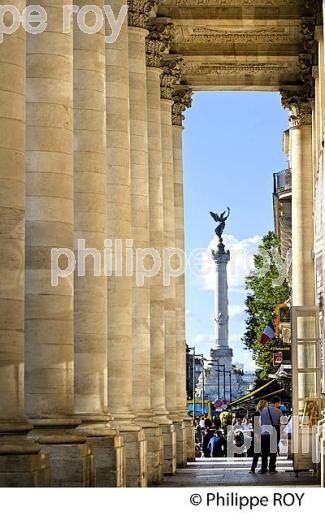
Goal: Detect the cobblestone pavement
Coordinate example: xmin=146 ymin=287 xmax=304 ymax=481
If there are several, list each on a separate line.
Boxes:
xmin=153 ymin=457 xmax=320 ymax=487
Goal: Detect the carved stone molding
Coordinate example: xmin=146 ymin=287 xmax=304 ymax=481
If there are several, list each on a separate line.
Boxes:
xmin=160 ymin=56 xmax=183 ymax=100
xmin=184 ymin=62 xmax=290 ymax=77
xmin=280 ymin=88 xmax=312 ymax=127
xmin=176 ymin=26 xmax=298 ymax=45
xmin=161 ymin=0 xmax=299 ymax=6
xmin=172 ymin=88 xmax=192 ymax=125
xmin=146 ymin=19 xmax=174 ymax=68
xmin=128 ymin=0 xmax=156 ymax=29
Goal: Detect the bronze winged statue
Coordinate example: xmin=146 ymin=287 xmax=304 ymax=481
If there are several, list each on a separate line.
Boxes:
xmin=210 ymin=207 xmax=230 ymax=240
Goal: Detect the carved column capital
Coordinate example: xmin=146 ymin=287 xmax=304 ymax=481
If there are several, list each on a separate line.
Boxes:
xmin=172 ymin=88 xmax=193 ymax=126
xmin=146 ymin=19 xmax=174 ymax=68
xmin=128 ymin=0 xmax=156 ymax=29
xmin=160 ymin=56 xmax=183 ymax=100
xmin=280 ymin=88 xmax=312 ymax=127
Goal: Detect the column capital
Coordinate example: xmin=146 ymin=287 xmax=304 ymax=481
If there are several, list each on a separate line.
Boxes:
xmin=280 ymin=87 xmax=312 ymax=127
xmin=172 ymin=88 xmax=193 ymax=126
xmin=146 ymin=18 xmax=174 ymax=68
xmin=128 ymin=0 xmax=156 ymax=29
xmin=160 ymin=56 xmax=183 ymax=100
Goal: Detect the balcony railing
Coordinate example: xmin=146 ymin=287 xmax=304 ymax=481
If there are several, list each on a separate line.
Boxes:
xmin=273 ymin=168 xmax=292 ymax=194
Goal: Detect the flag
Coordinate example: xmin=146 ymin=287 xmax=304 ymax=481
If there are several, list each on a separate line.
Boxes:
xmin=260 ymin=320 xmax=275 ymax=345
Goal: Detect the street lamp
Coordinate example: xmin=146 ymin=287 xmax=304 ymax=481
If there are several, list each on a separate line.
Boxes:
xmin=188 ymin=347 xmax=206 ymax=424
xmin=208 ymin=361 xmax=232 ymax=403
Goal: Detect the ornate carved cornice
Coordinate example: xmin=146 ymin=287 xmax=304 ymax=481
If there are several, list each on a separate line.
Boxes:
xmin=280 ymin=88 xmax=312 ymax=127
xmin=184 ymin=62 xmax=290 ymax=76
xmin=146 ymin=19 xmax=174 ymax=68
xmin=176 ymin=26 xmax=297 ymax=45
xmin=128 ymin=0 xmax=156 ymax=29
xmin=172 ymin=88 xmax=193 ymax=125
xmin=160 ymin=56 xmax=183 ymax=100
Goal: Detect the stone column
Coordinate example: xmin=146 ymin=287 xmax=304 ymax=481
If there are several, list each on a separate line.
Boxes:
xmin=128 ymin=0 xmax=162 ymax=484
xmin=172 ymin=88 xmax=195 ymax=463
xmin=160 ymin=57 xmax=186 ymax=468
xmin=281 ymin=89 xmax=315 ymax=471
xmin=0 ymin=0 xmax=50 ymax=486
xmin=146 ymin=19 xmax=175 ymax=481
xmin=281 ymin=91 xmax=315 ymax=306
xmin=106 ymin=0 xmax=146 ymax=487
xmin=25 ymin=0 xmax=91 ymax=486
xmin=73 ymin=0 xmax=124 ymax=487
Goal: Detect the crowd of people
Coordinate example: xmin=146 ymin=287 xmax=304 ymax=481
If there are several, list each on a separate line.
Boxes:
xmin=194 ymin=395 xmax=287 ymax=474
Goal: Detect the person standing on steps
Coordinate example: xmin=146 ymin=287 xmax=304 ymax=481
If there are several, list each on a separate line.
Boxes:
xmin=259 ymin=396 xmax=283 ymax=474
xmin=249 ymin=399 xmax=268 ymax=473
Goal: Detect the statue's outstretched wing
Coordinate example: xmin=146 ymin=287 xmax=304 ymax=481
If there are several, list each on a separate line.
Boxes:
xmin=210 ymin=211 xmax=219 ymax=222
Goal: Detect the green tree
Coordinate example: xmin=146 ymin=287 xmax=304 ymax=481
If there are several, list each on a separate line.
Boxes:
xmin=242 ymin=231 xmax=290 ymax=385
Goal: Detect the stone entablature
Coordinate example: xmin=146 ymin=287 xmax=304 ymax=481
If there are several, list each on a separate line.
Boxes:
xmin=156 ymin=0 xmax=322 ymax=90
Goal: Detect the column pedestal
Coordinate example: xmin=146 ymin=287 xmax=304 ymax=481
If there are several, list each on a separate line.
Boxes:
xmin=28 ymin=419 xmax=93 ymax=487
xmin=77 ymin=417 xmax=125 ymax=487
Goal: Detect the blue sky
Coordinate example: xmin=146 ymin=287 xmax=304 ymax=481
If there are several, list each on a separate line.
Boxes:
xmin=183 ymin=91 xmax=289 ymax=370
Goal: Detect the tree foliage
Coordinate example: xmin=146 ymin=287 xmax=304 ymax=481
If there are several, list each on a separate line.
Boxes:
xmin=242 ymin=231 xmax=290 ymax=386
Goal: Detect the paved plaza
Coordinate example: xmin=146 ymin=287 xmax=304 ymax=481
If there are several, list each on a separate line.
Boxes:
xmin=153 ymin=457 xmax=320 ymax=487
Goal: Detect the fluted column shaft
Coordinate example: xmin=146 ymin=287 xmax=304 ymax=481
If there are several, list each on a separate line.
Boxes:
xmin=290 ymin=123 xmax=315 ymax=306
xmin=106 ymin=0 xmax=147 ymax=488
xmin=147 ymin=67 xmax=167 ymax=420
xmin=128 ymin=26 xmax=152 ymax=422
xmin=106 ymin=0 xmax=133 ymax=425
xmin=173 ymin=124 xmax=187 ymax=417
xmin=73 ymin=0 xmax=108 ymax=421
xmin=161 ymin=98 xmax=177 ymax=416
xmin=0 ymin=0 xmax=27 ymax=430
xmin=25 ymin=0 xmax=75 ymax=421
xmin=25 ymin=1 xmax=91 ymax=487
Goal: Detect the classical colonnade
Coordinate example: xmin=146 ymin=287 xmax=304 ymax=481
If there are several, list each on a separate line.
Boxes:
xmin=0 ymin=0 xmax=194 ymax=487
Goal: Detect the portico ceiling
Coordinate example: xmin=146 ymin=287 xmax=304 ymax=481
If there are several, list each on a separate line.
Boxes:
xmin=157 ymin=0 xmax=315 ymax=90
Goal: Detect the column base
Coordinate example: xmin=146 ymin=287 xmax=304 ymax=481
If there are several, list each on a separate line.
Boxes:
xmin=112 ymin=419 xmax=147 ymax=487
xmin=180 ymin=414 xmax=195 ymax=461
xmin=133 ymin=415 xmax=163 ymax=484
xmin=77 ymin=415 xmax=125 ymax=487
xmin=0 ymin=424 xmax=51 ymax=487
xmin=170 ymin=416 xmax=187 ymax=468
xmin=28 ymin=418 xmax=93 ymax=487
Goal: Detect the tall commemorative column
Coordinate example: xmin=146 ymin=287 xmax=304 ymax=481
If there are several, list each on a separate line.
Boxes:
xmin=172 ymin=88 xmax=195 ymax=463
xmin=160 ymin=57 xmax=187 ymax=468
xmin=106 ymin=0 xmax=146 ymax=487
xmin=73 ymin=0 xmax=124 ymax=487
xmin=0 ymin=0 xmax=49 ymax=486
xmin=128 ymin=0 xmax=162 ymax=485
xmin=25 ymin=0 xmax=91 ymax=486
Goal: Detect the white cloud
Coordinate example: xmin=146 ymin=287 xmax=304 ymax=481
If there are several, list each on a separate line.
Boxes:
xmin=228 ymin=304 xmax=245 ymax=319
xmin=191 ymin=333 xmax=214 ymax=346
